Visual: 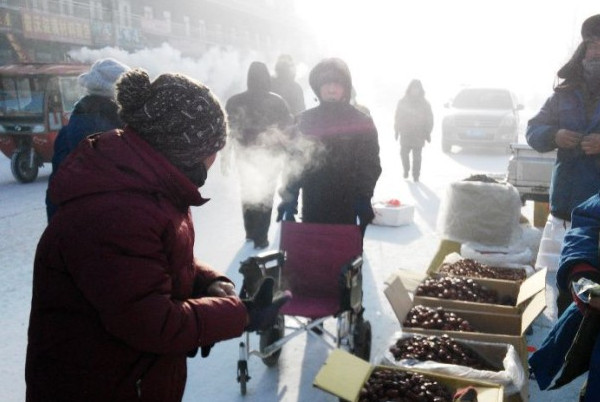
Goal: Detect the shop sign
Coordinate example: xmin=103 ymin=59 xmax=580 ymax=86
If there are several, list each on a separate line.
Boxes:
xmin=0 ymin=8 xmax=18 ymax=30
xmin=91 ymin=21 xmax=113 ymax=45
xmin=21 ymin=10 xmax=91 ymax=45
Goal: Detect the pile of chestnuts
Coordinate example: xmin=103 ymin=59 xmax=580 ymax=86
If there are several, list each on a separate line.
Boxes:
xmin=416 ymin=276 xmax=498 ymax=304
xmin=358 ymin=368 xmax=454 ymax=402
xmin=439 ymin=258 xmax=526 ymax=281
xmin=402 ymin=305 xmax=476 ymax=332
xmin=389 ymin=334 xmax=497 ymax=371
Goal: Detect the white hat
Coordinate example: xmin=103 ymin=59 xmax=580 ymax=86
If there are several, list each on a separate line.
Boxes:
xmin=78 ymin=58 xmax=131 ymax=97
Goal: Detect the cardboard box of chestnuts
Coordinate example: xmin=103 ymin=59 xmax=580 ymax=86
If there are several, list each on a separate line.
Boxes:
xmin=314 ymin=349 xmax=503 ymax=402
xmin=385 ymin=267 xmax=546 ymax=316
xmin=383 ymin=272 xmax=545 ymax=367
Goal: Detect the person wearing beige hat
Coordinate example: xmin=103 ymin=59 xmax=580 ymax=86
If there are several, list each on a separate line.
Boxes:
xmin=45 ymin=57 xmax=131 ymax=221
xmin=27 ymin=69 xmax=290 ymax=402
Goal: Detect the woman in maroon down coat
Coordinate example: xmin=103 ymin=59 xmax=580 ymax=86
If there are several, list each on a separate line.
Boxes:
xmin=25 ymin=69 xmax=288 ymax=402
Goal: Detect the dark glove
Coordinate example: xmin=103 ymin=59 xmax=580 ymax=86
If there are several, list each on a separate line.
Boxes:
xmin=568 ymin=263 xmax=600 ymax=313
xmin=276 ymin=201 xmax=297 ymax=222
xmin=243 ymin=277 xmax=292 ymax=332
xmin=354 ymin=198 xmax=375 ymax=225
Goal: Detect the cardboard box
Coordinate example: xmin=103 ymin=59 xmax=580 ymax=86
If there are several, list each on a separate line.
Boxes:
xmin=372 ymin=203 xmax=414 ymax=226
xmin=383 ymin=276 xmax=543 ymax=402
xmin=381 ymin=332 xmax=526 ymax=397
xmin=387 ymin=268 xmax=546 ymax=316
xmin=314 ymin=349 xmax=504 ymax=402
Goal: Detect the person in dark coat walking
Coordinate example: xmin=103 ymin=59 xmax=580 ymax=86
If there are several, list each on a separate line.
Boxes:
xmin=271 ymin=54 xmax=306 ymax=116
xmin=277 ymin=57 xmax=382 ymax=236
xmin=45 ymin=57 xmax=130 ymax=221
xmin=394 ymin=79 xmax=433 ymax=182
xmin=225 ymin=61 xmax=293 ymax=249
xmin=26 ymin=69 xmax=290 ymax=402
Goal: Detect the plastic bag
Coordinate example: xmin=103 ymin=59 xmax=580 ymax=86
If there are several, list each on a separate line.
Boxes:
xmin=437 ymin=180 xmax=522 ymax=246
xmin=458 ymin=246 xmax=536 ymax=276
xmin=378 ymin=331 xmax=526 ymax=395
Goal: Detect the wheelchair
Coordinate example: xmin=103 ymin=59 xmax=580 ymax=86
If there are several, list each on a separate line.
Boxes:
xmin=236 ymin=221 xmax=372 ymax=395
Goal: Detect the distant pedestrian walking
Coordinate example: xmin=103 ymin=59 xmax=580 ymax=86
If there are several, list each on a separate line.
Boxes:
xmin=271 ymin=54 xmax=306 ymax=116
xmin=225 ymin=61 xmax=293 ymax=249
xmin=394 ymin=79 xmax=433 ymax=182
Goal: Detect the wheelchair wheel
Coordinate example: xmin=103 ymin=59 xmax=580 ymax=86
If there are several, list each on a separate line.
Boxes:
xmin=237 ymin=359 xmax=248 ymax=395
xmin=259 ymin=314 xmax=284 ymax=367
xmin=352 ymin=318 xmax=371 ymax=361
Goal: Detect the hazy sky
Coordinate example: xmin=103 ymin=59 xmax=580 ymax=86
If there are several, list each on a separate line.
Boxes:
xmin=294 ymin=1 xmax=599 ymax=109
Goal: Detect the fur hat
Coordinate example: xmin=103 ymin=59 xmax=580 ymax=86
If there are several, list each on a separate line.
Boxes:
xmin=582 ymin=14 xmax=600 ymax=41
xmin=308 ymin=58 xmax=352 ymax=101
xmin=78 ymin=58 xmax=130 ymax=97
xmin=116 ymin=69 xmax=227 ymax=169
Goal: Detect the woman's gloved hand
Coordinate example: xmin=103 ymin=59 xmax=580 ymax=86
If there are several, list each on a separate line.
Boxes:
xmin=243 ymin=277 xmax=291 ymax=332
xmin=354 ymin=198 xmax=374 ymax=225
xmin=276 ymin=201 xmax=297 ymax=222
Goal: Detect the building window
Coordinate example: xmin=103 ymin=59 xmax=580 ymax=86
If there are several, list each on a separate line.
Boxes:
xmin=143 ymin=6 xmax=153 ymax=20
xmin=90 ymin=1 xmax=103 ymax=20
xmin=30 ymin=0 xmax=49 ymax=11
xmin=184 ymin=16 xmax=190 ymax=36
xmin=58 ymin=0 xmax=73 ymax=16
xmin=119 ymin=1 xmax=131 ymax=27
xmin=163 ymin=10 xmax=171 ymax=31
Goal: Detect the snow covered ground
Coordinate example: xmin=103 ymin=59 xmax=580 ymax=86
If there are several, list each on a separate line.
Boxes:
xmin=0 ymin=107 xmax=584 ymax=401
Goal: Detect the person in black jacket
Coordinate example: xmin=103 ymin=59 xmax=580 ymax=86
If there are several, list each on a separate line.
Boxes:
xmin=394 ymin=79 xmax=433 ymax=182
xmin=277 ymin=58 xmax=382 ymax=237
xmin=225 ymin=61 xmax=293 ymax=249
xmin=45 ymin=58 xmax=130 ymax=221
xmin=271 ymin=54 xmax=306 ymax=116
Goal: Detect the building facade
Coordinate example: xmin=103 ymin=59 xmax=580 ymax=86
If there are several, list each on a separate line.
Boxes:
xmin=0 ymin=0 xmax=312 ymax=64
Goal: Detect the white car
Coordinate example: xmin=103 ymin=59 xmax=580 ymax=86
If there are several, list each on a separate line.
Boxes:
xmin=441 ymin=87 xmax=523 ymax=153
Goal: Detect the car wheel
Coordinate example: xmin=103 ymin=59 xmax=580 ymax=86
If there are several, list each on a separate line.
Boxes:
xmin=441 ymin=139 xmax=452 ymax=153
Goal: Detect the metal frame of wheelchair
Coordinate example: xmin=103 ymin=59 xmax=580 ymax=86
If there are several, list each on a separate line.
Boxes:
xmin=236 ymin=249 xmax=372 ymax=396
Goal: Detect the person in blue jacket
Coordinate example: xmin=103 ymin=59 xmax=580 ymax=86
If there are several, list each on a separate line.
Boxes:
xmin=529 ymin=191 xmax=600 ymax=401
xmin=45 ymin=58 xmax=130 ymax=221
xmin=526 ymin=14 xmax=600 ymax=321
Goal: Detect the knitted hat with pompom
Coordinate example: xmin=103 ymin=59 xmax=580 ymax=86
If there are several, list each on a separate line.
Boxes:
xmin=116 ymin=69 xmax=227 ymax=177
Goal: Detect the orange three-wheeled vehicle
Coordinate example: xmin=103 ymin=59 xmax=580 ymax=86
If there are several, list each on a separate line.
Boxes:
xmin=0 ymin=63 xmax=89 ymax=183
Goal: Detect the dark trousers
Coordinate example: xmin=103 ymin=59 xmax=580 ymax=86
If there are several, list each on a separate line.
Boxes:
xmin=242 ymin=203 xmax=272 ymax=243
xmin=400 ymin=145 xmax=423 ymax=179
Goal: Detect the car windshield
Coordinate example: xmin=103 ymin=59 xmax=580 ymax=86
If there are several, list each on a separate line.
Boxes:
xmin=0 ymin=76 xmax=44 ymax=116
xmin=452 ymin=89 xmax=513 ymax=109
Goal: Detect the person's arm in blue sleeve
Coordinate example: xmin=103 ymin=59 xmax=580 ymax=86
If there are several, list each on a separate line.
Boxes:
xmin=557 ymin=193 xmax=600 ymax=292
xmin=526 ymin=94 xmax=560 ymax=152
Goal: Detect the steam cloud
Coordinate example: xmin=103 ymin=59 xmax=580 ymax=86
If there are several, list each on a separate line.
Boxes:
xmin=69 ymin=43 xmax=319 ymax=210
xmin=69 ymin=43 xmax=259 ymax=101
